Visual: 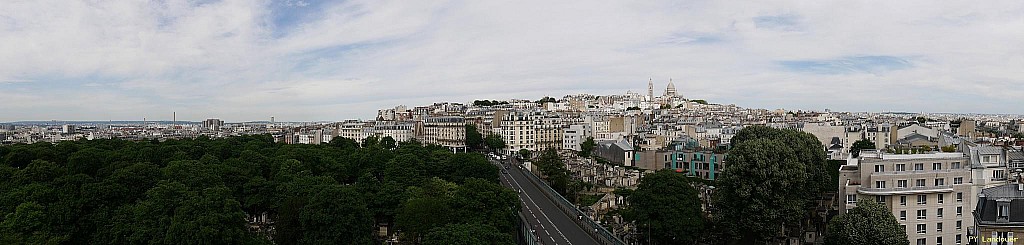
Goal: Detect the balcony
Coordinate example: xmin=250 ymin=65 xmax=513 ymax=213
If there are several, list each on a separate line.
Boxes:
xmin=869 ymin=169 xmax=967 ymax=176
xmin=857 ymin=185 xmax=954 ymax=195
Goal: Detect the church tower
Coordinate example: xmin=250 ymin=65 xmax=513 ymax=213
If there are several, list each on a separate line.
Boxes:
xmin=647 ymin=78 xmax=654 ymax=101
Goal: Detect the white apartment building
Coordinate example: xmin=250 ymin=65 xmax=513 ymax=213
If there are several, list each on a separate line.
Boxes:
xmin=338 ymin=121 xmax=373 ymax=141
xmin=840 ymin=152 xmax=973 ymax=245
xmin=535 ymin=115 xmax=563 ymax=153
xmin=495 ymin=110 xmax=537 ymax=156
xmin=373 ymin=121 xmax=415 ymax=142
xmin=563 ymin=124 xmax=590 ymax=152
xmin=419 ymin=116 xmax=467 ymax=152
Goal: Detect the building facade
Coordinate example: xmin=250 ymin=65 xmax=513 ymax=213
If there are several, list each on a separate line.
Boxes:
xmin=419 ymin=116 xmax=467 ymax=152
xmin=840 ymin=152 xmax=973 ymax=245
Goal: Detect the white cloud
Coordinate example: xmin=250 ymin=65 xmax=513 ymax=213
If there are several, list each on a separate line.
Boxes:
xmin=0 ymin=0 xmax=1022 ymax=121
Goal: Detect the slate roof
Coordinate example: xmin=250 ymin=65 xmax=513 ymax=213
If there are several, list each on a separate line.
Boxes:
xmin=978 ymin=146 xmax=1003 ymax=155
xmin=976 ymin=184 xmax=1024 ymax=225
xmin=896 ymin=133 xmax=934 ymax=144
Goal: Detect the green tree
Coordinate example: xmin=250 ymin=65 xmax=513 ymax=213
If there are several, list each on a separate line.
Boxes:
xmin=825 ymin=200 xmax=908 ymax=245
xmin=450 ymin=178 xmax=521 ymax=233
xmin=381 ymin=136 xmax=397 ymax=150
xmin=0 ymin=202 xmax=69 ymax=244
xmin=579 ymin=137 xmax=596 ymax=158
xmin=298 ymin=186 xmax=374 ymax=244
xmin=484 ymin=134 xmax=506 ymax=154
xmin=850 ymin=139 xmax=876 ymax=158
xmin=423 ymin=223 xmax=515 ymax=245
xmin=328 ymin=136 xmax=359 ymax=150
xmin=518 ymin=149 xmax=531 ymax=160
xmin=465 ymin=124 xmax=484 ymax=150
xmin=714 ymin=137 xmax=809 ymax=243
xmin=362 ymin=136 xmax=380 ymax=148
xmin=534 ymin=149 xmax=569 ymax=195
xmin=624 ymin=170 xmax=705 ymax=244
xmin=535 ymin=96 xmax=557 ymax=104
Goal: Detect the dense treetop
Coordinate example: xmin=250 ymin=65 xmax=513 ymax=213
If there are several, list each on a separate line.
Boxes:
xmin=825 ymin=200 xmax=908 ymax=245
xmin=0 ymin=135 xmax=518 ymax=244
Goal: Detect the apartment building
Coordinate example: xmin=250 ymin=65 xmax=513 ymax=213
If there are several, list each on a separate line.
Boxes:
xmin=535 ymin=115 xmax=563 ymax=153
xmin=562 ymin=124 xmax=589 ymax=152
xmin=338 ymin=120 xmax=373 ymax=141
xmin=373 ymin=121 xmax=415 ymax=142
xmin=840 ymin=152 xmax=973 ymax=245
xmin=973 ymin=184 xmax=1024 ymax=245
xmin=495 ymin=110 xmax=537 ymax=156
xmin=419 ymin=116 xmax=466 ymax=152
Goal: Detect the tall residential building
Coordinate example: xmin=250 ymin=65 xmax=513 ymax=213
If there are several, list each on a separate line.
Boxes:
xmin=338 ymin=120 xmax=373 ymax=141
xmin=495 ymin=110 xmax=536 ymax=156
xmin=840 ymin=151 xmax=973 ymax=245
xmin=61 ymin=124 xmax=76 ymax=134
xmin=562 ymin=124 xmax=589 ymax=152
xmin=203 ymin=118 xmax=224 ymax=131
xmin=373 ymin=121 xmax=415 ymax=142
xmin=535 ymin=115 xmax=563 ymax=153
xmin=419 ymin=116 xmax=466 ymax=152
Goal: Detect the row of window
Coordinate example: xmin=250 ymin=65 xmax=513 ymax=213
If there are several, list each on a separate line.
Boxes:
xmin=874 ymin=178 xmax=964 ymax=188
xmin=850 ymin=193 xmax=965 ymax=206
xmin=895 ymin=193 xmax=965 ymax=205
xmin=909 ymin=221 xmax=962 ymax=233
xmin=874 ymin=162 xmax=962 ymax=172
xmin=910 ymin=235 xmax=963 ymax=245
xmin=898 ymin=208 xmax=964 ymax=220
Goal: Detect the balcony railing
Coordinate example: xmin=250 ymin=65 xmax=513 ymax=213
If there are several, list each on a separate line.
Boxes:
xmin=870 ymin=169 xmax=967 ymax=176
xmin=858 ymin=185 xmax=954 ymax=195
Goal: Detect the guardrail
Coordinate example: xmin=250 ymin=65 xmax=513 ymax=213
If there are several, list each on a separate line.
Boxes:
xmin=516 ymin=166 xmax=626 ymax=245
xmin=518 ymin=212 xmax=538 ymax=245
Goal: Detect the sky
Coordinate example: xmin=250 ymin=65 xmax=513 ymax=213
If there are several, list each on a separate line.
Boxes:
xmin=1 ymin=0 xmax=1022 ymax=122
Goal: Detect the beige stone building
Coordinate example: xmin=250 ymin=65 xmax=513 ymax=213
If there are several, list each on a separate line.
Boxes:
xmin=418 ymin=116 xmax=466 ymax=152
xmin=535 ymin=115 xmax=563 ymax=153
xmin=840 ymin=151 xmax=973 ymax=245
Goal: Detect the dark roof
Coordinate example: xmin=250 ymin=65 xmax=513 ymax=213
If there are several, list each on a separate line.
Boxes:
xmin=830 ymin=137 xmax=842 ymax=145
xmin=976 ymin=184 xmax=1024 ymax=225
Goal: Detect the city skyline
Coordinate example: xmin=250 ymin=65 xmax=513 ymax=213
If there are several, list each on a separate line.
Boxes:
xmin=2 ymin=1 xmax=1023 ymax=122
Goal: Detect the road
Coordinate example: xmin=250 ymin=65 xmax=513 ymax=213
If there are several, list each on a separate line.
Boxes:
xmin=493 ymin=158 xmax=599 ymax=245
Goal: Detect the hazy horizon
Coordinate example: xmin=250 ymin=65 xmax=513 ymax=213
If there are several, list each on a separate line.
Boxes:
xmin=2 ymin=1 xmax=1023 ymax=122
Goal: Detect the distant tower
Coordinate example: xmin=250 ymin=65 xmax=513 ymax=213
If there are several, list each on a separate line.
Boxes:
xmin=271 ymin=116 xmax=275 ymax=124
xmin=664 ymin=78 xmax=677 ymax=97
xmin=647 ymin=78 xmax=654 ymax=101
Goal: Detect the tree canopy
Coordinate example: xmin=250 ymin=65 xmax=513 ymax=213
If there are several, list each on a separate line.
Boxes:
xmin=579 ymin=137 xmax=596 ymax=158
xmin=535 ymin=97 xmax=557 ymax=104
xmin=465 ymin=124 xmax=484 ymax=150
xmin=0 ymin=135 xmax=518 ymax=244
xmin=850 ymin=139 xmax=876 ymax=158
xmin=825 ymin=200 xmax=908 ymax=245
xmin=484 ymin=134 xmax=506 ymax=153
xmin=715 ymin=125 xmax=829 ymax=243
xmin=623 ymin=170 xmax=705 ymax=244
xmin=473 ymin=100 xmax=509 ymax=107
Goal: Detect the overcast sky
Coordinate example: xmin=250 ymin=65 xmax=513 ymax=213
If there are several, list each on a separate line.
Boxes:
xmin=1 ymin=1 xmax=1022 ymax=122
